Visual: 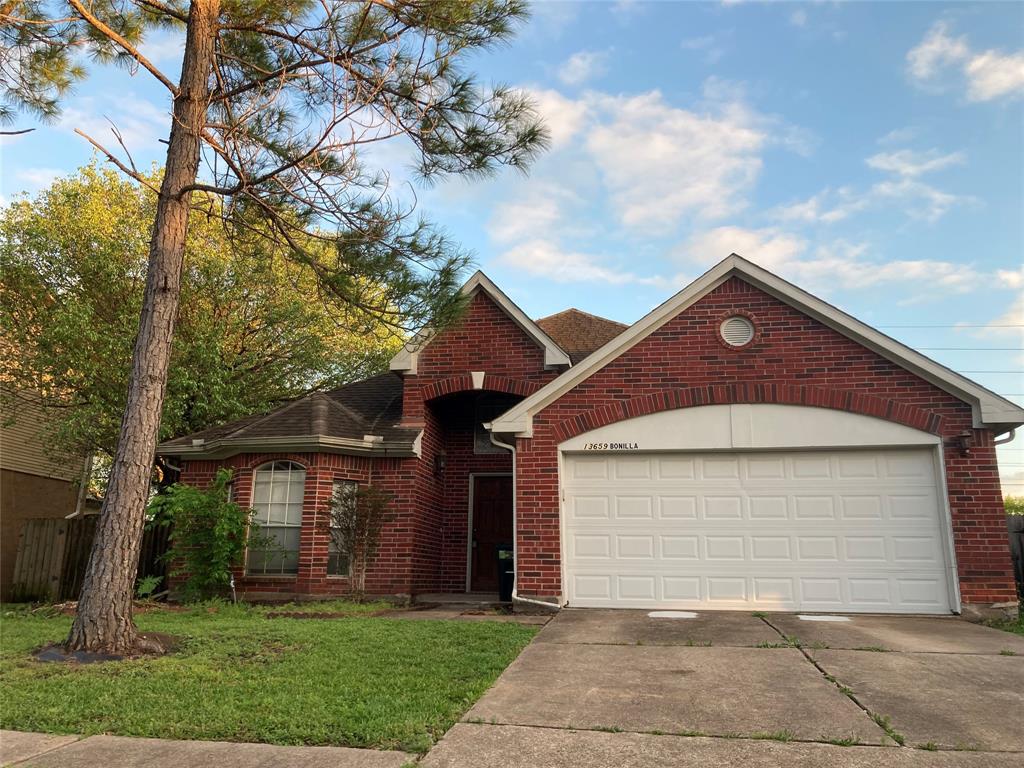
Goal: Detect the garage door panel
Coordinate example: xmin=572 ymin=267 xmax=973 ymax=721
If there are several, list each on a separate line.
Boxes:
xmin=563 ymin=449 xmax=951 ymax=614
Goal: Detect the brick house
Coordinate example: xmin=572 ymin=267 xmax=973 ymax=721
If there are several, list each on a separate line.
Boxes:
xmin=156 ymin=255 xmax=1022 ymax=618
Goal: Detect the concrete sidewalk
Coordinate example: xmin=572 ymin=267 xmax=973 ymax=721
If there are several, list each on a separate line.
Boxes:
xmin=422 ymin=723 xmax=1024 ymax=768
xmin=0 ymin=732 xmax=413 ymax=768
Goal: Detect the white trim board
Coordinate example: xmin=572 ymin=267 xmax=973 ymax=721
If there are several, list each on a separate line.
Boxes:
xmin=491 ymin=254 xmax=1024 ymax=436
xmin=390 ymin=271 xmax=571 ymax=374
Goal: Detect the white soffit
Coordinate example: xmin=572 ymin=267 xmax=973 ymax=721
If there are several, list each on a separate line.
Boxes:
xmin=390 ymin=271 xmax=571 ymax=374
xmin=491 ymin=254 xmax=1024 ymax=436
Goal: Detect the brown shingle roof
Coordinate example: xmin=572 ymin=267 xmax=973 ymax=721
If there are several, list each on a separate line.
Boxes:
xmin=536 ymin=308 xmax=629 ymax=365
xmin=158 ymin=372 xmax=417 ymax=451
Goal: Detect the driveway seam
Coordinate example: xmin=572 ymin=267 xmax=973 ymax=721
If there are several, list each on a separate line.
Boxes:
xmin=756 ymin=615 xmax=902 ymax=747
xmin=458 ymin=719 xmax=1024 ymax=754
xmin=460 ymin=718 xmax=891 ymax=749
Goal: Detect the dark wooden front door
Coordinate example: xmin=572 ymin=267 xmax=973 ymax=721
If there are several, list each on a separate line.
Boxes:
xmin=470 ymin=475 xmax=513 ymax=592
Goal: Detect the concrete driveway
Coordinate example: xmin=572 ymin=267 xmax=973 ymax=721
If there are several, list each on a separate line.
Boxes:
xmin=424 ymin=609 xmax=1024 ymax=767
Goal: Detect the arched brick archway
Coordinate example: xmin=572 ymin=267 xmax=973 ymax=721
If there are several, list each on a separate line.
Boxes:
xmin=551 ymin=383 xmax=945 ymax=443
xmin=421 ymin=374 xmax=544 ymax=403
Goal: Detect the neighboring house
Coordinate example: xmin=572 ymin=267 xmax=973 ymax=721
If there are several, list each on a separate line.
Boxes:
xmin=156 ymin=255 xmax=1022 ymax=618
xmin=0 ymin=390 xmax=91 ymax=600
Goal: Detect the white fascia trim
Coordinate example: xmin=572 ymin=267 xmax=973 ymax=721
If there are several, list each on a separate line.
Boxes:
xmin=388 ymin=270 xmax=571 ymax=373
xmin=491 ymin=253 xmax=1024 ymax=436
xmin=155 ymin=432 xmax=423 ymax=460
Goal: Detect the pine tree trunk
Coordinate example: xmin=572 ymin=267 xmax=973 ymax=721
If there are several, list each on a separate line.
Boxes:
xmin=65 ymin=0 xmax=220 ymax=654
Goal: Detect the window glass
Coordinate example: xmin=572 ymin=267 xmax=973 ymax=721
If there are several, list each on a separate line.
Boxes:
xmin=246 ymin=461 xmax=305 ymax=575
xmin=327 ymin=480 xmax=357 ymax=576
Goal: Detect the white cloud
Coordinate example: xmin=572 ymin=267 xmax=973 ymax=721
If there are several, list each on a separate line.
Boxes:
xmin=907 ymin=21 xmax=969 ymax=81
xmin=610 ymin=0 xmax=644 ymax=20
xmin=773 ymin=145 xmax=971 ymax=226
xmin=771 ymin=189 xmax=867 ymax=225
xmin=680 ymin=35 xmax=726 ymax=64
xmin=790 ymin=9 xmax=808 ymax=28
xmin=866 ymin=149 xmax=965 ymax=177
xmin=964 ymin=49 xmax=1024 ymax=102
xmin=682 ymin=226 xmax=807 ymax=271
xmin=527 ymin=87 xmax=590 ymax=148
xmin=557 ymin=50 xmax=609 ymax=86
xmin=529 ymin=1 xmax=580 ymax=37
xmin=679 ymin=226 xmax=987 ymax=296
xmin=487 ymin=184 xmax=579 ymax=244
xmin=877 ymin=126 xmax=918 ymax=145
xmin=497 ymin=239 xmax=663 ymax=285
xmin=138 ymin=28 xmax=186 ymax=69
xmin=59 ymin=93 xmax=171 ymax=156
xmin=584 ymin=88 xmax=768 ymax=229
xmin=869 ymin=178 xmax=967 ymax=223
xmin=997 ymin=268 xmax=1024 ymax=290
xmin=907 ymin=21 xmax=1024 ymax=102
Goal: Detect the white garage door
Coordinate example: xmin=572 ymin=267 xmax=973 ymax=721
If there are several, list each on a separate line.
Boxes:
xmin=563 ymin=449 xmax=953 ymax=614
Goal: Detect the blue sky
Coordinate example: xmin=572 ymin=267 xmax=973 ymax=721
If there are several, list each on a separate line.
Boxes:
xmin=1 ymin=1 xmax=1022 ymax=488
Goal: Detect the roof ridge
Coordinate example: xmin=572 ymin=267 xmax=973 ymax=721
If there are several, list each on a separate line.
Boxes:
xmin=321 ymin=391 xmax=371 ymax=430
xmin=536 ymin=307 xmax=629 ymax=327
xmin=367 ymin=389 xmax=402 ymax=434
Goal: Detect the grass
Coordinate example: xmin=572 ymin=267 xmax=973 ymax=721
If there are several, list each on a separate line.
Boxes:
xmin=984 ymin=614 xmax=1024 ymax=637
xmin=871 ymin=714 xmax=905 ymax=746
xmin=0 ymin=601 xmax=537 ymax=753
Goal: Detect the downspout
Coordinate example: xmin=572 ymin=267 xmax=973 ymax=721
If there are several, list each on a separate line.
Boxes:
xmin=489 ymin=432 xmax=558 ymax=610
xmin=994 ymin=428 xmax=1016 ymax=446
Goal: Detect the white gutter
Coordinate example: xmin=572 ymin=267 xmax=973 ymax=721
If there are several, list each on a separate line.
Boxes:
xmin=488 ymin=431 xmax=559 ymax=611
xmin=994 ymin=428 xmax=1016 ymax=446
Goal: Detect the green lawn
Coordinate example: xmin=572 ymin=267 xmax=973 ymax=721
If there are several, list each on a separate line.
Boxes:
xmin=0 ymin=602 xmax=537 ymax=753
xmin=986 ymin=614 xmax=1024 ymax=637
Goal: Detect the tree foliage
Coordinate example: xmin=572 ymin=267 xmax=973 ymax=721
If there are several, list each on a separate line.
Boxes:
xmin=1 ymin=0 xmax=546 ymax=332
xmin=0 ymin=162 xmax=403 ymax=459
xmin=149 ymin=468 xmax=256 ymax=601
xmin=1 ymin=0 xmax=546 ymax=653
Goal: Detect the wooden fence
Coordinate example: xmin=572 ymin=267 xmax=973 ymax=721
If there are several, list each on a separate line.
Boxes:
xmin=10 ymin=517 xmax=171 ymax=602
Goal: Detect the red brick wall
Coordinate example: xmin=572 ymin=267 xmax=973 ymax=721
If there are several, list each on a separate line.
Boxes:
xmin=515 ymin=276 xmax=1016 ymax=608
xmin=399 ymin=290 xmax=558 ymax=426
xmin=179 ymin=451 xmax=417 ymax=598
xmin=175 ymin=287 xmax=559 ymax=600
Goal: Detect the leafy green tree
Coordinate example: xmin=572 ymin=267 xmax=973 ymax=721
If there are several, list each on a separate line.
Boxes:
xmin=1 ymin=0 xmax=546 ymax=653
xmin=1 ymin=163 xmax=402 ymax=463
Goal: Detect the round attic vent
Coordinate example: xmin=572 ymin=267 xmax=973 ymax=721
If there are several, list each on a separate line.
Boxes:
xmin=720 ymin=315 xmax=755 ymax=347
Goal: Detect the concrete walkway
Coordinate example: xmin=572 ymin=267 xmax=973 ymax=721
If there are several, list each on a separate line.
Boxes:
xmin=0 ymin=733 xmax=413 ymax=768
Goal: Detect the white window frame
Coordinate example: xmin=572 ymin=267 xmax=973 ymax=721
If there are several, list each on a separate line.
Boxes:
xmin=246 ymin=460 xmax=306 ymax=576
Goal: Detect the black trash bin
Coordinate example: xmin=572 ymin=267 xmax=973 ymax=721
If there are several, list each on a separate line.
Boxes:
xmin=496 ymin=544 xmax=514 ymax=602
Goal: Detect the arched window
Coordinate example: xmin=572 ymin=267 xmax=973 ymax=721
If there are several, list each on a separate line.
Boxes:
xmin=247 ymin=460 xmax=305 ymax=575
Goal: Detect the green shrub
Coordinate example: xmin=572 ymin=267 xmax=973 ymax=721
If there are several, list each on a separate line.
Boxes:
xmin=1006 ymin=496 xmax=1024 ymax=516
xmin=149 ymin=469 xmax=268 ymax=601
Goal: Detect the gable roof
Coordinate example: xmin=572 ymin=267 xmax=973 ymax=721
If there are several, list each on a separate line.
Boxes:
xmin=490 ymin=253 xmax=1024 ymax=437
xmin=389 ymin=271 xmax=571 ymax=374
xmin=536 ymin=309 xmax=629 ymax=365
xmin=156 ymin=373 xmax=421 ymax=459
